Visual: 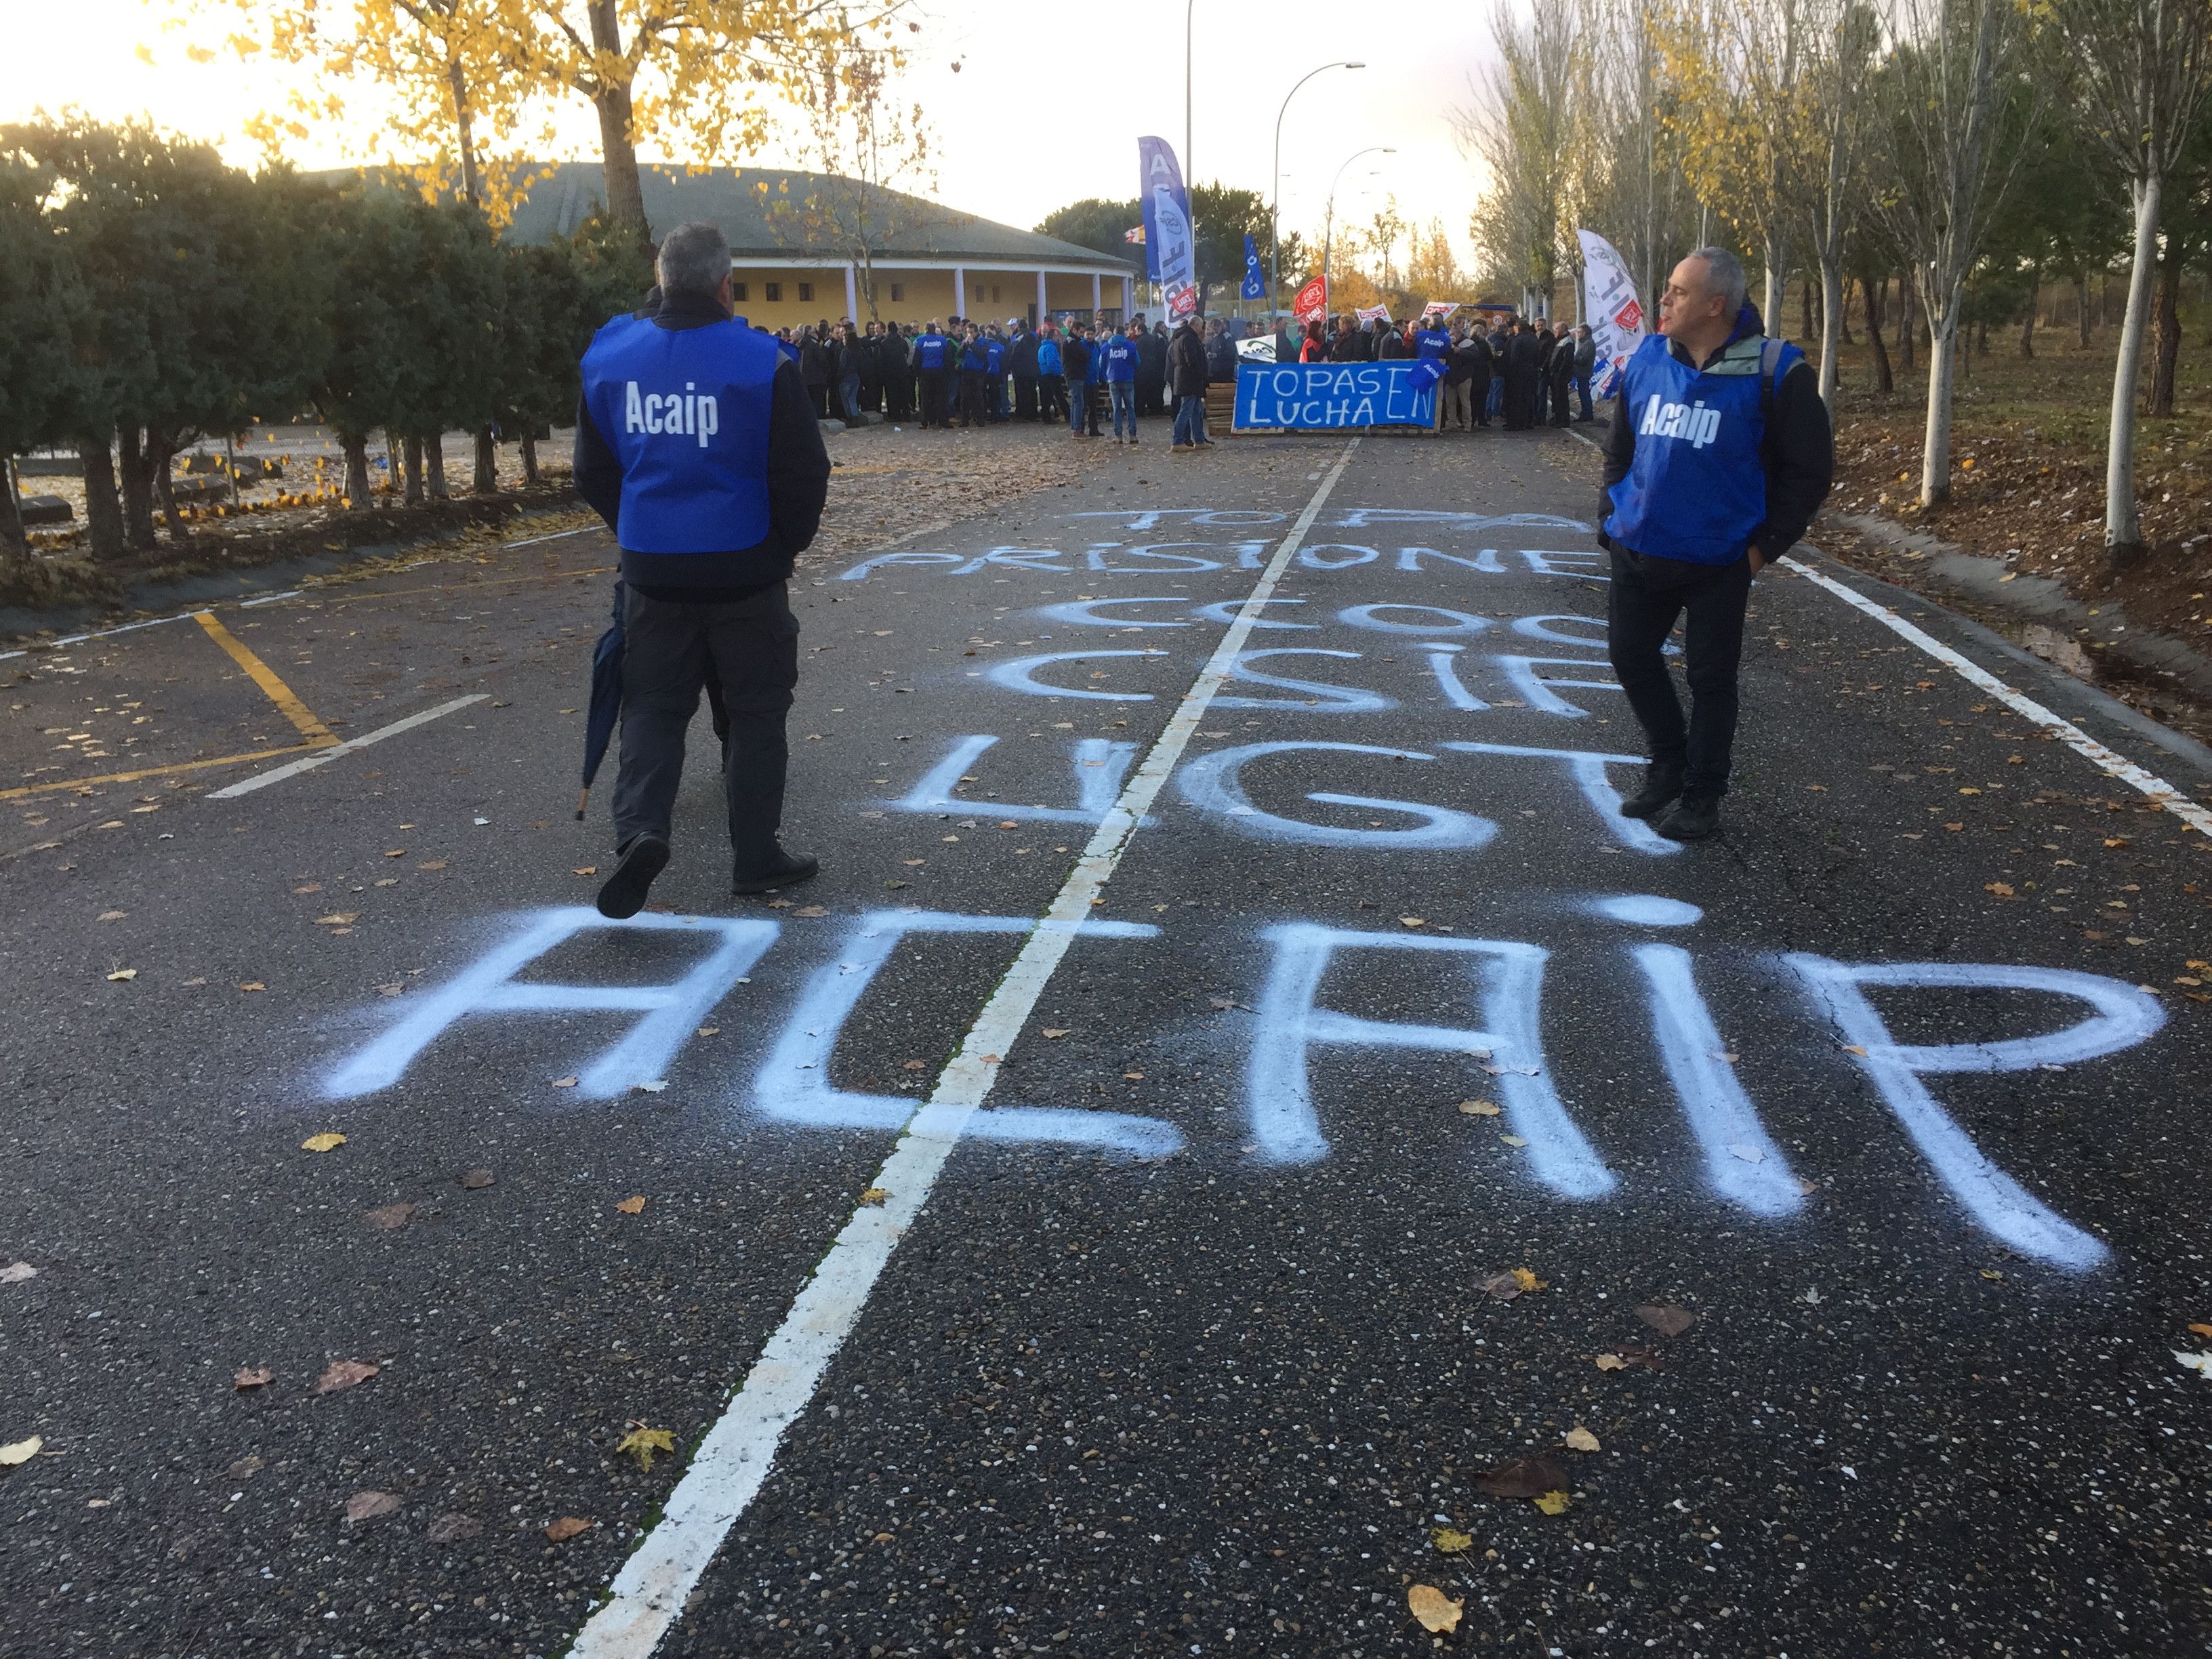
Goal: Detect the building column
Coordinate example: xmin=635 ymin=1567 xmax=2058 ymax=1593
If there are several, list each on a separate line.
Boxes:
xmin=1121 ymin=275 xmax=1132 ymax=319
xmin=844 ymin=264 xmax=858 ymax=321
xmin=1037 ymin=270 xmax=1048 ymax=323
xmin=954 ymin=264 xmax=967 ymax=318
xmin=1090 ymin=272 xmax=1101 ymax=316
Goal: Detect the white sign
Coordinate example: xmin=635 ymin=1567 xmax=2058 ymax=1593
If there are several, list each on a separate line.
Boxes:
xmin=1577 ymin=228 xmax=1647 ymax=400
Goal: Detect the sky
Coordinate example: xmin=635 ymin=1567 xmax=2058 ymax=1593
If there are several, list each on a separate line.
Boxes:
xmin=3 ymin=0 xmax=1496 ymax=266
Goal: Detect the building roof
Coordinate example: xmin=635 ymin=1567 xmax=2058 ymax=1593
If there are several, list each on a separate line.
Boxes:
xmin=501 ymin=163 xmax=1141 ymax=272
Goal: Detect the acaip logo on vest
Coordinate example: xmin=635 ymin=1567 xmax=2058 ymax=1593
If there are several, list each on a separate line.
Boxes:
xmin=623 ymin=381 xmax=720 ymax=448
xmin=1637 ymin=394 xmax=1722 ymax=451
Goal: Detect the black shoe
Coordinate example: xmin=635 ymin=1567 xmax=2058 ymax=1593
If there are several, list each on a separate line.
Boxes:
xmin=596 ymin=834 xmax=670 ymax=920
xmin=1618 ymin=762 xmax=1685 ymax=819
xmin=732 ymin=847 xmax=820 ymax=895
xmin=1655 ymin=790 xmax=1722 ymax=841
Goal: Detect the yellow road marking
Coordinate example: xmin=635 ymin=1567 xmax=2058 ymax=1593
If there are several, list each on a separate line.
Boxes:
xmin=0 ymin=742 xmax=323 ymax=801
xmin=192 ymin=611 xmax=339 ymax=745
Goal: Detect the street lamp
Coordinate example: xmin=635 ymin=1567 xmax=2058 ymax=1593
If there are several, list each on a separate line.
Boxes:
xmin=1321 ymin=146 xmax=1395 ymax=307
xmin=1269 ymin=60 xmax=1364 ymax=323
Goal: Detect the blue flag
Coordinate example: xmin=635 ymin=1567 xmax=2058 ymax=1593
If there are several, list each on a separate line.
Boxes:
xmin=1242 ymin=235 xmax=1265 ymax=301
xmin=1137 ymin=137 xmax=1197 ymax=320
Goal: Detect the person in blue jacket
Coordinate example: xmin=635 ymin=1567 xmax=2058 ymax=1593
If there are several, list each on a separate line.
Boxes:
xmin=1036 ymin=325 xmax=1067 ymax=424
xmin=573 ymin=221 xmax=832 ymax=912
xmin=910 ymin=319 xmax=952 ymax=429
xmin=983 ymin=328 xmax=1009 ymax=424
xmin=1600 ymin=247 xmax=1834 ymax=842
xmin=958 ymin=325 xmax=990 ymax=428
xmin=1103 ymin=321 xmax=1141 ymax=444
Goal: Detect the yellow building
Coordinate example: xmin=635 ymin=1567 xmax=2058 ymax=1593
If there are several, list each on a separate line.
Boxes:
xmin=506 ymin=163 xmax=1145 ymax=331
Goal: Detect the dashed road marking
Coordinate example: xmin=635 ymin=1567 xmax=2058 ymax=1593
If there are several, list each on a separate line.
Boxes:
xmin=192 ymin=611 xmax=337 ymax=744
xmin=207 ymin=695 xmax=489 ymax=800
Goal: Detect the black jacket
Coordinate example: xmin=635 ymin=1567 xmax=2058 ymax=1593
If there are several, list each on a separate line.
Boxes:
xmin=1170 ymin=324 xmax=1209 ymax=397
xmin=573 ymin=290 xmax=833 ymax=597
xmin=1008 ymin=330 xmax=1040 ymax=376
xmin=1599 ymin=311 xmax=1835 ymax=568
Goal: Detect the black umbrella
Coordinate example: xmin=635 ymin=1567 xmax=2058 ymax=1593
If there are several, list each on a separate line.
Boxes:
xmin=576 ymin=582 xmax=626 ymax=819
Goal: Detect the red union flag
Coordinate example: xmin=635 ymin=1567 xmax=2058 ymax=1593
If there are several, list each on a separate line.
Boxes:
xmin=1292 ymin=274 xmax=1328 ymax=323
xmin=1613 ymin=298 xmax=1643 ymax=332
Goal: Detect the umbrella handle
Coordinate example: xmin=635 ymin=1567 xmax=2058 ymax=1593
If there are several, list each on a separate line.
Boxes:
xmin=575 ymin=785 xmax=590 ymax=821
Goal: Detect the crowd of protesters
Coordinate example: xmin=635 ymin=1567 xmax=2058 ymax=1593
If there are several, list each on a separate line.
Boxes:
xmin=760 ymin=305 xmax=1600 ymax=446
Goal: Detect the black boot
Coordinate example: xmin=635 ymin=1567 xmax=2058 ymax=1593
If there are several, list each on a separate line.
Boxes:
xmin=596 ymin=834 xmax=670 ymax=920
xmin=1655 ymin=788 xmax=1722 ymax=842
xmin=1618 ymin=761 xmax=1685 ymax=820
xmin=733 ymin=846 xmax=820 ymax=895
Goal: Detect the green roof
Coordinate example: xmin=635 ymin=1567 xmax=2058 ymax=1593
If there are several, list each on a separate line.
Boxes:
xmin=501 ymin=162 xmax=1141 ymax=271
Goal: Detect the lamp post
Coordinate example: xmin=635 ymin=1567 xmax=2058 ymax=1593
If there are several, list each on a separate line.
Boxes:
xmin=1185 ymin=0 xmax=1195 ymax=310
xmin=1320 ymin=146 xmax=1395 ymax=308
xmin=1269 ymin=60 xmax=1364 ymax=323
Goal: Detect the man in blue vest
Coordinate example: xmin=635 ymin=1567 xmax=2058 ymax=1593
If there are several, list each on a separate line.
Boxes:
xmin=1103 ymin=321 xmax=1141 ymax=443
xmin=911 ymin=319 xmax=952 ymax=428
xmin=1602 ymin=246 xmax=1834 ymax=841
xmin=575 ymin=221 xmax=833 ymax=914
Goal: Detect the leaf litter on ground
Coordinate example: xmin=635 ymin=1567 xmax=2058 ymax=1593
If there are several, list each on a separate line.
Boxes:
xmin=1408 ymin=1584 xmax=1463 ymax=1633
xmin=617 ymin=1423 xmax=677 ymax=1472
xmin=314 ymin=1359 xmax=378 ymax=1395
xmin=345 ymin=1490 xmax=401 ymax=1522
xmin=1635 ymin=1303 xmax=1696 ymax=1337
xmin=1474 ymin=1453 xmax=1568 ymax=1500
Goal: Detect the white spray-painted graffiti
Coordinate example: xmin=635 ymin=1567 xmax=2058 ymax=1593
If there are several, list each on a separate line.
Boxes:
xmin=318 ymin=902 xmax=2165 ymax=1267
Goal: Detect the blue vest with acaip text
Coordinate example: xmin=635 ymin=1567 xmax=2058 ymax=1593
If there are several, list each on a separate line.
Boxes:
xmin=581 ymin=313 xmax=778 ymax=556
xmin=1603 ymin=330 xmax=1797 ymax=567
xmin=912 ymin=331 xmax=951 ymax=371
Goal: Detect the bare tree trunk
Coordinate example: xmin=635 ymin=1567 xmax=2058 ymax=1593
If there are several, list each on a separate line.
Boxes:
xmin=117 ymin=426 xmax=157 ymax=551
xmin=148 ymin=428 xmax=186 ymax=541
xmin=1817 ymin=258 xmax=1844 ymax=406
xmin=1898 ymin=271 xmax=1916 ymax=371
xmin=1975 ymin=316 xmax=1990 ymax=354
xmin=2020 ymin=272 xmax=2039 ymax=358
xmin=588 ymin=0 xmax=649 ymax=238
xmin=342 ymin=432 xmax=372 ymax=507
xmin=0 ymin=457 xmax=25 ymax=556
xmin=425 ymin=434 xmax=449 ymax=500
xmin=1864 ymin=276 xmax=1893 ymax=392
xmin=402 ymin=434 xmax=425 ymax=506
xmin=2150 ymin=247 xmax=2183 ymax=417
xmin=1920 ymin=291 xmax=1961 ymax=508
xmin=2104 ymin=173 xmax=2159 ymax=569
xmin=81 ymin=432 xmax=126 ymax=560
xmin=474 ymin=428 xmax=499 ymax=495
xmin=520 ymin=430 xmax=541 ymax=485
xmin=448 ymin=58 xmax=480 ymax=208
xmin=1838 ymin=275 xmax=1855 ymax=345
xmin=1801 ymin=278 xmax=1816 ymax=342
xmin=2076 ymin=273 xmax=2092 ymax=347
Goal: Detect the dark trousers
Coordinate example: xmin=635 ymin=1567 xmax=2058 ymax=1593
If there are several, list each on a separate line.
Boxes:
xmin=1082 ymin=380 xmax=1103 ymax=434
xmin=806 ymin=382 xmax=829 ymax=420
xmin=1502 ymin=372 xmax=1534 ymax=429
xmin=959 ymin=371 xmax=988 ymax=426
xmin=1015 ymin=373 xmax=1039 ymax=421
xmin=1038 ymin=373 xmax=1067 ymax=422
xmin=918 ymin=370 xmax=948 ymax=428
xmin=1606 ymin=548 xmax=1753 ymax=796
xmin=886 ymin=373 xmax=912 ymax=421
xmin=612 ymin=583 xmax=799 ymax=872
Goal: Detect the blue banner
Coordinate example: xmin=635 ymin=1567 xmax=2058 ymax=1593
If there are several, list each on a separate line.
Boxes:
xmin=1233 ymin=361 xmax=1437 ymax=429
xmin=1137 ymin=136 xmax=1197 ymax=319
xmin=1241 ymin=234 xmax=1265 ymax=301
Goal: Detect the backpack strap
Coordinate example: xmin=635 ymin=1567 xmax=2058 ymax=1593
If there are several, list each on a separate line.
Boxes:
xmin=1759 ymin=337 xmax=1786 ymax=424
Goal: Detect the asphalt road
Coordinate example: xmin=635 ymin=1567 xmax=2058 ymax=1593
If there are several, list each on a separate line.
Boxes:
xmin=4 ymin=420 xmax=2211 ymax=1659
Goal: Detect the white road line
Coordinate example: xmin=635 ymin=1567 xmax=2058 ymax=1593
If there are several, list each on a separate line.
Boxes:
xmin=566 ymin=436 xmax=1367 ymax=1659
xmin=1562 ymin=426 xmax=1603 ymax=453
xmin=205 ymin=695 xmax=489 ymax=800
xmin=1791 ymin=563 xmax=2212 ymax=836
xmin=504 ymin=525 xmax=597 ymax=550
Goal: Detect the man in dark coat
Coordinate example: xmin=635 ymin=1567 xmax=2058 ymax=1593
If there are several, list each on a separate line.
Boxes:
xmin=1169 ymin=316 xmax=1210 ymax=451
xmin=1502 ymin=321 xmax=1540 ymax=430
xmin=1456 ymin=327 xmax=1494 ymax=428
xmin=1136 ymin=320 xmax=1170 ymax=417
xmin=880 ymin=323 xmax=912 ymax=422
xmin=1531 ymin=323 xmax=1555 ymax=425
xmin=1549 ymin=329 xmax=1577 ymax=426
xmin=1008 ymin=321 xmax=1040 ymax=422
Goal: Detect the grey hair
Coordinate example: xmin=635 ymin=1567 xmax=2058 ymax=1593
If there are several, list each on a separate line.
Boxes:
xmin=656 ymin=221 xmax=732 ymax=300
xmin=1687 ymin=245 xmax=1746 ymax=316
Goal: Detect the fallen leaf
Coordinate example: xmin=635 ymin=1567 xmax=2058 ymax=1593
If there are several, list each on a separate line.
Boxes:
xmin=345 ymin=1490 xmax=401 ymax=1522
xmin=426 ymin=1512 xmax=483 ymax=1543
xmin=615 ymin=1195 xmax=646 ymax=1215
xmin=1407 ymin=1584 xmax=1463 ymax=1634
xmin=1399 ymin=916 xmax=1427 ymax=928
xmin=375 ymin=981 xmax=403 ymax=996
xmin=1510 ymin=1267 xmax=1547 ymax=1292
xmin=901 ymin=1059 xmax=928 ymax=1071
xmin=233 ymin=1366 xmax=274 ymax=1390
xmin=1594 ymin=1353 xmax=1628 ymax=1372
xmin=292 ymin=883 xmax=323 ymax=894
xmin=1458 ymin=1099 xmax=1501 ymax=1116
xmin=314 ymin=1359 xmax=378 ymax=1395
xmin=696 ymin=1025 xmax=720 ymax=1038
xmin=1980 ymin=1268 xmax=2004 ymax=1281
xmin=417 ymin=859 xmax=448 ymax=872
xmin=1431 ymin=1526 xmax=1473 ymax=1553
xmin=1563 ymin=1427 xmax=1601 ymax=1453
xmin=0 ymin=1262 xmax=36 ymax=1284
xmin=2175 ymin=1351 xmax=2212 ymax=1380
xmin=1984 ymin=882 xmax=2015 ymax=899
xmin=1944 ymin=821 xmax=1965 ymax=832
xmin=300 ymin=1132 xmax=347 ymax=1153
xmin=2188 ymin=1323 xmax=2212 ymax=1340
xmin=616 ymin=1423 xmax=677 ymax=1472
xmin=1499 ymin=1133 xmax=1530 ymax=1148
xmin=1479 ymin=1270 xmax=1527 ymax=1300
xmin=228 ymin=1455 xmax=264 ymax=1478
xmin=574 ymin=866 xmax=598 ymax=876
xmin=365 ymin=1202 xmax=415 ymax=1231
xmin=1635 ymin=1303 xmax=1696 ymax=1336
xmin=315 ymin=913 xmax=360 ymax=926
xmin=1475 ymin=1454 xmax=1568 ymax=1500
xmin=1534 ymin=1490 xmax=1572 ymax=1516
xmin=545 ymin=1516 xmax=593 ymax=1542
xmin=1841 ymin=1044 xmax=1868 ymax=1057
xmin=551 ymin=1076 xmax=579 ymax=1089
xmin=1042 ymin=1027 xmax=1071 ymax=1039
xmin=98 ymin=909 xmax=127 ymax=921
xmin=1123 ymin=1071 xmax=1145 ymax=1080
xmin=460 ymin=1168 xmax=494 ymax=1189
xmin=106 ymin=968 xmax=138 ymax=982
xmin=858 ymin=1187 xmax=888 ymax=1206
xmin=1 ymin=1436 xmax=43 ymax=1467
xmin=794 ymin=905 xmax=828 ymax=918
xmin=383 ymin=848 xmax=406 ymax=858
